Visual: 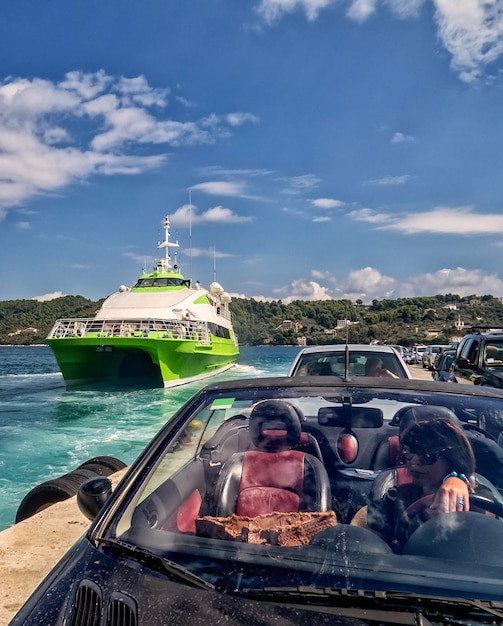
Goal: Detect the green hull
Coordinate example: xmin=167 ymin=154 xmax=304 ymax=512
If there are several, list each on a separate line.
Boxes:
xmin=47 ymin=335 xmax=239 ymax=388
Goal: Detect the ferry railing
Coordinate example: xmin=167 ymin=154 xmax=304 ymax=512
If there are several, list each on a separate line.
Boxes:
xmin=217 ymin=306 xmax=232 ymax=322
xmin=48 ymin=318 xmax=212 ymax=344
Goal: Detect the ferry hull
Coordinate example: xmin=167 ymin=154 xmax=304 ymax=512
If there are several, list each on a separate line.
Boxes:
xmin=47 ymin=336 xmax=239 ymax=388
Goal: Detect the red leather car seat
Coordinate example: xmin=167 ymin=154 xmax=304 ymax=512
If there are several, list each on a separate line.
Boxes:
xmin=214 ymin=400 xmax=331 ymax=517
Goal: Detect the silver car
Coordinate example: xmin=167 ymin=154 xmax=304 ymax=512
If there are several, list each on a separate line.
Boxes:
xmin=288 ymin=344 xmax=413 ymax=379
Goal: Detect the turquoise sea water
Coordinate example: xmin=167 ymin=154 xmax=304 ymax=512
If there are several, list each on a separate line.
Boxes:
xmin=0 ymin=345 xmax=301 ymax=531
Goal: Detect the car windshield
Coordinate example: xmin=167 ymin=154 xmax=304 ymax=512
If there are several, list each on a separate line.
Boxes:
xmin=440 ymin=353 xmax=455 ymax=368
xmin=291 ymin=351 xmax=407 ymax=378
xmin=108 ymin=380 xmax=503 ymax=605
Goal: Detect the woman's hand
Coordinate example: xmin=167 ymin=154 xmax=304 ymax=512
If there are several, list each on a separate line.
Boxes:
xmin=427 ymin=476 xmax=470 ymax=517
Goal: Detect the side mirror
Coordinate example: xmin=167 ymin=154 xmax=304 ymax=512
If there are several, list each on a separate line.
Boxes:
xmin=455 ymin=357 xmax=469 ymax=369
xmin=77 ymin=476 xmax=112 ymax=521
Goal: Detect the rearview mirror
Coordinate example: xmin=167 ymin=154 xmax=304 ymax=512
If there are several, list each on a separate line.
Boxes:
xmin=318 ymin=406 xmax=383 ymax=428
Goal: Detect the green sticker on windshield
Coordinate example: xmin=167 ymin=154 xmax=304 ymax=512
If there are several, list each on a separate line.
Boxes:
xmin=211 ymin=398 xmax=235 ymax=410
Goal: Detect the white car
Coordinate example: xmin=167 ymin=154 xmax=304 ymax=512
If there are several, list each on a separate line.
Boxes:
xmin=411 ymin=345 xmax=428 ymax=364
xmin=288 ymin=344 xmax=413 ymax=379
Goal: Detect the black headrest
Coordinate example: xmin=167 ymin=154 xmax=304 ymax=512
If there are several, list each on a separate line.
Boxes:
xmin=249 ymin=400 xmax=302 ymax=451
xmin=391 ymin=405 xmax=461 ymax=433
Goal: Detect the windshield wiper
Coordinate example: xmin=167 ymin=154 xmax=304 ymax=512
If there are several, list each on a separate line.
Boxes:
xmin=235 ymin=586 xmax=503 ymax=624
xmin=97 ymin=538 xmax=214 ymax=591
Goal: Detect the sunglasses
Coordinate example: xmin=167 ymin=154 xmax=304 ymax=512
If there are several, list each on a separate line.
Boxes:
xmin=401 ymin=445 xmax=444 ymax=465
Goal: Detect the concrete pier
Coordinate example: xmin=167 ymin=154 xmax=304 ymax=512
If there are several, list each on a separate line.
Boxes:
xmin=0 ymin=469 xmax=127 ymax=625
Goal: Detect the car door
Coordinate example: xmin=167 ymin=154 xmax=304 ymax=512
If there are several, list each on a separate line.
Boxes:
xmin=453 ymin=337 xmax=483 ymax=385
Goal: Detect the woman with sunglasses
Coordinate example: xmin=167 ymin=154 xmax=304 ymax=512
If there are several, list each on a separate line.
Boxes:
xmin=367 ymin=417 xmax=476 ymax=552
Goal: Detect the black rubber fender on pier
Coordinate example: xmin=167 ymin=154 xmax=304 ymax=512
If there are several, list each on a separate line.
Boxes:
xmin=15 ymin=456 xmax=127 ymax=523
xmin=77 ymin=455 xmax=127 ymax=476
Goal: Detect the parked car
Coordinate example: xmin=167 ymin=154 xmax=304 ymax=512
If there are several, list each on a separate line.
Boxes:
xmin=11 ymin=376 xmax=503 ymax=625
xmin=452 ymin=331 xmax=503 ymax=388
xmin=402 ymin=348 xmax=414 ymax=364
xmin=431 ymin=349 xmax=457 ymax=382
xmin=411 ymin=345 xmax=427 ymax=365
xmin=451 ymin=331 xmax=503 ymax=437
xmin=287 ymin=344 xmax=412 ymax=379
xmin=422 ymin=344 xmax=451 ymax=370
xmin=405 ymin=345 xmax=427 ymax=365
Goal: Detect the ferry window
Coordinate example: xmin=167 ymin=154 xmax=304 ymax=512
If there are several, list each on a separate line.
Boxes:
xmin=133 ymin=277 xmax=185 ymax=288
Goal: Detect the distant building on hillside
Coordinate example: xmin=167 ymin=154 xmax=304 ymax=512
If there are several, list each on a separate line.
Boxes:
xmin=278 ymin=320 xmax=302 ymax=332
xmin=7 ymin=327 xmax=38 ymax=337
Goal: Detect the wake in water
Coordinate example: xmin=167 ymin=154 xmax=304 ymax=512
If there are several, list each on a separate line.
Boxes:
xmin=0 ymin=345 xmax=301 ymax=530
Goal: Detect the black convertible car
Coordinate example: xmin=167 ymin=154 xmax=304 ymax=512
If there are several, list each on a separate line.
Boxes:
xmin=11 ymin=376 xmax=503 ymax=625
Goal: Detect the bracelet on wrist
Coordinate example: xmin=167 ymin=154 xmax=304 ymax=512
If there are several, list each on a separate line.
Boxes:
xmin=443 ymin=471 xmax=470 ymax=486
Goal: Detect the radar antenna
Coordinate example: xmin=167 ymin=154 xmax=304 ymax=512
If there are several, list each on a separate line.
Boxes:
xmin=156 ymin=216 xmax=180 ymax=273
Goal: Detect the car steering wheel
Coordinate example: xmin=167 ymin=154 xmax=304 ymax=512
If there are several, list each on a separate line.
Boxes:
xmin=405 ymin=493 xmax=503 ymax=519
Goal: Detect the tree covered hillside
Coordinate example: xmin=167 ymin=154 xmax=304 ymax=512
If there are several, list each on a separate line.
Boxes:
xmin=230 ymin=293 xmax=503 ymax=346
xmin=1 ymin=293 xmax=503 ymax=346
xmin=0 ymin=296 xmax=103 ymax=345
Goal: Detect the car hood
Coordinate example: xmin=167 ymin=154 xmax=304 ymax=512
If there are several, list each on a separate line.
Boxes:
xmin=8 ymin=540 xmax=371 ymax=626
xmin=12 ymin=539 xmax=502 ymax=626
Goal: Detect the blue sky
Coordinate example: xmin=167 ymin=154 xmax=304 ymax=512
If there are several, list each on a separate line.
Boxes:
xmin=1 ymin=1 xmax=503 ymax=304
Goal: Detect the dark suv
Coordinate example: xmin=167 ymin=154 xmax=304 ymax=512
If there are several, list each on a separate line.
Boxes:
xmin=452 ymin=331 xmax=503 ymax=438
xmin=452 ymin=330 xmax=503 ymax=388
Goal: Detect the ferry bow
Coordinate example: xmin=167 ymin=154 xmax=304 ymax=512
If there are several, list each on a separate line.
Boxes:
xmin=47 ymin=216 xmax=239 ymax=387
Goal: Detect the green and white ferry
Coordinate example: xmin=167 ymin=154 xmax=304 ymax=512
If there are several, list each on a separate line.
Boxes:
xmin=47 ymin=216 xmax=239 ymax=387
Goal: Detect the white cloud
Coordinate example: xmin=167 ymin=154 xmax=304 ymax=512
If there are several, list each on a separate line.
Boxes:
xmin=191 ymin=181 xmax=248 ymax=196
xmin=226 ymin=112 xmax=260 ymax=126
xmin=176 ymin=95 xmax=196 ymax=108
xmin=348 ymin=205 xmax=503 ymax=236
xmin=256 ymin=0 xmax=336 ymax=23
xmin=385 ymin=205 xmax=503 ymax=234
xmin=33 ymin=291 xmax=64 ymax=302
xmin=274 ymin=278 xmax=334 ymax=303
xmin=384 ymin=0 xmax=426 ymax=19
xmin=281 ymin=174 xmax=321 ymax=195
xmin=346 ymin=0 xmax=378 ymax=22
xmin=0 ymin=71 xmax=256 ymax=217
xmin=399 ymin=267 xmax=503 ymax=297
xmin=391 ymin=132 xmax=415 ymax=144
xmin=366 ymin=174 xmax=411 ymax=185
xmin=199 ymin=166 xmax=274 ymax=178
xmin=256 ymin=0 xmax=503 ymax=81
xmin=340 ymin=267 xmax=396 ymax=300
xmin=434 ymin=0 xmax=503 ymax=82
xmin=59 ymin=70 xmax=112 ymax=100
xmin=349 ymin=207 xmax=393 ymax=224
xmin=265 ymin=265 xmax=503 ymax=304
xmin=170 ymin=203 xmax=253 ymax=226
xmin=311 ymin=197 xmax=345 ymax=208
xmin=186 ymin=247 xmax=234 ymax=259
